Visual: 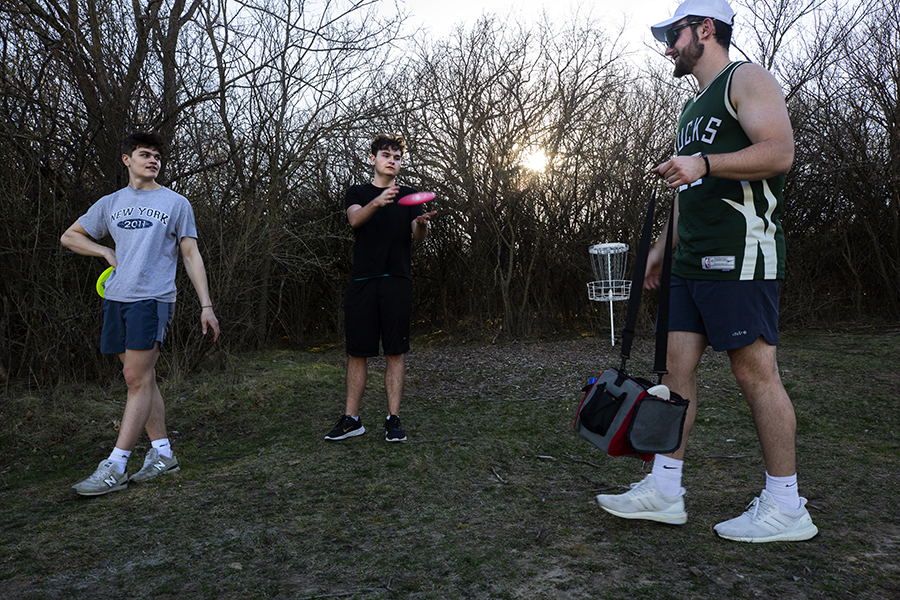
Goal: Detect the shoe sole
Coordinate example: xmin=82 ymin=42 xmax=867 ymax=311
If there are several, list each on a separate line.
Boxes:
xmin=324 ymin=426 xmax=366 ymax=441
xmin=70 ymin=482 xmax=128 ymax=496
xmin=130 ymin=465 xmax=181 ymax=484
xmin=715 ymin=524 xmax=819 ymax=543
xmin=596 ymin=499 xmax=688 ymax=525
xmin=385 ymin=435 xmax=407 ymax=442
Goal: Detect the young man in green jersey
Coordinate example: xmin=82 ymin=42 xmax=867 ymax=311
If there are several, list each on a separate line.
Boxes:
xmin=595 ymin=0 xmax=817 ymax=542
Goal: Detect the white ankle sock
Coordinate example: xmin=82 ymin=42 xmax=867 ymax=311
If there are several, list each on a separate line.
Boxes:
xmin=107 ymin=447 xmax=131 ymax=474
xmin=766 ymin=472 xmax=801 ymax=510
xmin=151 ymin=438 xmax=173 ymax=458
xmin=651 ymin=455 xmax=684 ymax=497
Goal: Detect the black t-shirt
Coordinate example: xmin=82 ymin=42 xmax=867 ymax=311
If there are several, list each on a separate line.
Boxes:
xmin=345 ymin=183 xmax=423 ymax=280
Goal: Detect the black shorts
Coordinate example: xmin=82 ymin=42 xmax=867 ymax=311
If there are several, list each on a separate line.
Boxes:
xmin=668 ymin=275 xmax=780 ymax=351
xmin=344 ymin=276 xmax=412 ymax=357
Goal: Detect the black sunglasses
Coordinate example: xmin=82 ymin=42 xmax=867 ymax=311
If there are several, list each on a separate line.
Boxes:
xmin=665 ymin=21 xmax=703 ymax=47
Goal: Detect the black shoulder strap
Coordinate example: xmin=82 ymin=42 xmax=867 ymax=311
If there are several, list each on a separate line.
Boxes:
xmin=619 ymin=193 xmax=656 ymax=371
xmin=653 ymin=201 xmax=676 ymax=382
xmin=619 ymin=193 xmax=674 ymax=383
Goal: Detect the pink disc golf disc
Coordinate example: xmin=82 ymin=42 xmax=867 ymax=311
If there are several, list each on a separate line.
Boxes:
xmin=397 ymin=191 xmax=435 ymax=205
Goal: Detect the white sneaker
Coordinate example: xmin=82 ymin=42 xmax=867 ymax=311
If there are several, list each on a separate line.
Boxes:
xmin=70 ymin=460 xmax=129 ymax=496
xmin=714 ymin=490 xmax=818 ymax=543
xmin=130 ymin=448 xmax=180 ymax=483
xmin=595 ymin=474 xmax=687 ymax=524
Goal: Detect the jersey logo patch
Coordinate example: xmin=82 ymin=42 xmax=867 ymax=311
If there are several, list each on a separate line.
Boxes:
xmin=702 ymin=256 xmax=735 ymax=271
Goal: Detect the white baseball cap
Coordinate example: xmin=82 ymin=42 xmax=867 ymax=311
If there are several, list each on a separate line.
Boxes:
xmin=651 ymin=0 xmax=736 ymax=43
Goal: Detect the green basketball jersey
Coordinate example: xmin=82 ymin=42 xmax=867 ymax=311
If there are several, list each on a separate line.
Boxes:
xmin=673 ymin=61 xmax=785 ymax=281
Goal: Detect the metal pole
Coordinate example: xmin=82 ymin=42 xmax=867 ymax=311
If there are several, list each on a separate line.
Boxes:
xmin=606 ymin=253 xmax=614 ymax=345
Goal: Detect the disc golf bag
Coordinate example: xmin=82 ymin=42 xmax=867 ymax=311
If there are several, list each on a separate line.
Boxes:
xmin=574 ymin=368 xmax=689 ymax=461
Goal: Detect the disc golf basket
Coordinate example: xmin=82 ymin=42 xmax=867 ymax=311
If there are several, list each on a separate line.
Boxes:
xmin=587 ymin=242 xmax=631 ymax=345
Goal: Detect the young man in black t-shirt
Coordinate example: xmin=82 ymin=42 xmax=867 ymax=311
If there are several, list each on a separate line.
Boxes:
xmin=325 ymin=135 xmax=436 ymax=442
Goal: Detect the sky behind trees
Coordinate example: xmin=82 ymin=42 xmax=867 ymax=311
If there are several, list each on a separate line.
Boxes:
xmin=401 ymin=0 xmax=675 ymax=52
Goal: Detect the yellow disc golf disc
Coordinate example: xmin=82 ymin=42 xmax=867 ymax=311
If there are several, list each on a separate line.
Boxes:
xmin=96 ymin=266 xmax=115 ymax=298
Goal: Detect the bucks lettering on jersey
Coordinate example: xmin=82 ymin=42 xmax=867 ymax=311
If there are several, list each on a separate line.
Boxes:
xmin=673 ymin=61 xmax=785 ymax=281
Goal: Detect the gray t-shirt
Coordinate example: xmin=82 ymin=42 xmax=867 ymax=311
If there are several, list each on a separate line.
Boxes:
xmin=79 ymin=186 xmax=198 ymax=302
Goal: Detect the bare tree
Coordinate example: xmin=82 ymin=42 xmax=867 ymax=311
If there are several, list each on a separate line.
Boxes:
xmin=183 ymin=0 xmax=404 ymax=348
xmin=392 ymin=15 xmax=666 ymax=338
xmin=0 ymin=0 xmax=404 ymax=382
xmin=2 ymin=0 xmax=896 ymax=384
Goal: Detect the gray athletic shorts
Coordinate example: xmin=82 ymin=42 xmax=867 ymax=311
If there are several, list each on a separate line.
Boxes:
xmin=668 ymin=275 xmax=780 ymax=351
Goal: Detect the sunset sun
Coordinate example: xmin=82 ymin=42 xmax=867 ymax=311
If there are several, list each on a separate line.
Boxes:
xmin=522 ymin=148 xmax=547 ymax=172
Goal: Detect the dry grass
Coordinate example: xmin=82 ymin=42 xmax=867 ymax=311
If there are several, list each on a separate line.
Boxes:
xmin=1 ymin=328 xmax=898 ymax=599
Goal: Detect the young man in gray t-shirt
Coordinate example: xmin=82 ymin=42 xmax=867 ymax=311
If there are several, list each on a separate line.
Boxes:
xmin=61 ymin=132 xmax=220 ymax=496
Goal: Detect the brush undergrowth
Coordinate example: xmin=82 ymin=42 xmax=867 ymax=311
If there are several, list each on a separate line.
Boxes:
xmin=1 ymin=329 xmax=898 ymax=599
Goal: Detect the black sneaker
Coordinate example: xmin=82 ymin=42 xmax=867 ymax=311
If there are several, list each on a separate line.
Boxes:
xmin=324 ymin=414 xmax=365 ymax=441
xmin=384 ymin=415 xmax=408 ymax=442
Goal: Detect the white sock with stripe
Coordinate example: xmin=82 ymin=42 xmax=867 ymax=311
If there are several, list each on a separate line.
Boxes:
xmin=107 ymin=447 xmax=131 ymax=474
xmin=152 ymin=438 xmax=173 ymax=458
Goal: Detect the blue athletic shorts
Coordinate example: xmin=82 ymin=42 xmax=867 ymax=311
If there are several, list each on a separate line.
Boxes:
xmin=668 ymin=275 xmax=780 ymax=351
xmin=100 ymin=299 xmax=174 ymax=354
xmin=344 ymin=276 xmax=412 ymax=357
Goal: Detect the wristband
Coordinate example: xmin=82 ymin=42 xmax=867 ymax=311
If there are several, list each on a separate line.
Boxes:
xmin=701 ymin=154 xmax=710 ymax=178
xmin=201 ymin=305 xmax=213 ymax=309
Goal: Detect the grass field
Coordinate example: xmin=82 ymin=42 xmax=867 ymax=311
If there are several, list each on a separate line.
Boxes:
xmin=1 ymin=328 xmax=898 ymax=599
